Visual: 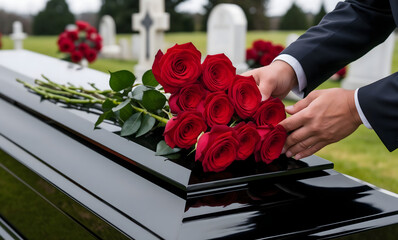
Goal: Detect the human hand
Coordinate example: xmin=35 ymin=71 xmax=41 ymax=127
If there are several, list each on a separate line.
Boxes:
xmin=279 ymin=88 xmax=362 ymax=159
xmin=241 ymin=60 xmax=298 ymax=100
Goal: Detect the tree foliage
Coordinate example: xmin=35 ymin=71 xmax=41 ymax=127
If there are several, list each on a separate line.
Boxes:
xmin=33 ymin=0 xmax=75 ymax=35
xmin=279 ymin=2 xmax=308 ymax=30
xmin=98 ymin=0 xmax=193 ymax=33
xmin=313 ymin=2 xmax=327 ymax=26
xmin=202 ymin=0 xmax=269 ymax=31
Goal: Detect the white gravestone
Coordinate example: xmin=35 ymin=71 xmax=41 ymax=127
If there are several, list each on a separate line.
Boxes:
xmin=132 ymin=0 xmax=169 ymax=79
xmin=284 ymin=33 xmax=301 ymax=101
xmin=99 ymin=15 xmax=122 ymax=59
xmin=342 ymin=33 xmax=395 ymax=90
xmin=131 ymin=34 xmax=140 ymax=61
xmin=286 ymin=33 xmax=299 ymax=47
xmin=207 ymin=4 xmax=248 ymax=74
xmin=119 ymin=38 xmax=131 ymax=60
xmin=10 ymin=21 xmax=27 ymax=50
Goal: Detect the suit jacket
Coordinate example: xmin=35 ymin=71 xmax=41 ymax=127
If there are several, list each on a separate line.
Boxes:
xmin=282 ymin=0 xmax=398 ymax=151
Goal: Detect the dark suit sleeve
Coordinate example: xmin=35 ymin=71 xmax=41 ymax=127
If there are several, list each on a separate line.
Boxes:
xmin=281 ymin=0 xmax=398 ymax=151
xmin=282 ymin=0 xmax=396 ymax=94
xmin=358 ymin=75 xmax=398 ymax=151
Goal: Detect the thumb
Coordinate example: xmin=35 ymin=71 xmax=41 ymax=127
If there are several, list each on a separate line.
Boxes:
xmin=258 ymin=81 xmax=272 ymax=101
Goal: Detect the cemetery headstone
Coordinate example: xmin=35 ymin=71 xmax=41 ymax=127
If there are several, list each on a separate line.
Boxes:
xmin=99 ymin=15 xmax=122 ymax=59
xmin=131 ymin=34 xmax=140 ymax=61
xmin=132 ymin=0 xmax=169 ymax=79
xmin=342 ymin=33 xmax=395 ymax=89
xmin=119 ymin=38 xmax=131 ymax=60
xmin=284 ymin=33 xmax=301 ymax=101
xmin=207 ymin=4 xmax=248 ymax=74
xmin=10 ymin=21 xmax=26 ymax=50
xmin=286 ymin=33 xmax=299 ymax=47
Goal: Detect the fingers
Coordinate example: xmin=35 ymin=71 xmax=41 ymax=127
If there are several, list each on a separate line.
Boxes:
xmin=278 ymin=110 xmax=306 ymax=133
xmin=285 ymin=135 xmax=317 ymax=158
xmin=294 ymin=142 xmax=326 ymax=160
xmin=285 ymin=91 xmax=319 ymax=115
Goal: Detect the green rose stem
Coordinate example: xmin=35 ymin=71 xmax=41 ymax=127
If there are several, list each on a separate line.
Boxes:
xmin=16 ymin=78 xmax=169 ymax=124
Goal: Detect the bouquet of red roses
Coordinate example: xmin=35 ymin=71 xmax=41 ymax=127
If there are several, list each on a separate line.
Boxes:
xmin=246 ymin=40 xmax=285 ymax=68
xmin=57 ymin=21 xmax=102 ymax=64
xmin=153 ymin=43 xmax=287 ymax=172
xmin=18 ymin=42 xmax=288 ymax=173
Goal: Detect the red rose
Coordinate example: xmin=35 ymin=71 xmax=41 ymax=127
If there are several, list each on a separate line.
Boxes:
xmin=66 ymin=30 xmax=79 ymax=41
xmin=253 ymin=97 xmax=286 ymax=126
xmin=203 ymin=92 xmax=234 ymax=127
xmin=228 ymin=75 xmax=261 ymax=119
xmin=164 ymin=111 xmax=207 ymax=149
xmin=273 ymin=44 xmax=285 ymax=54
xmin=234 ymin=122 xmax=260 ymax=160
xmin=94 ymin=40 xmax=102 ymax=51
xmin=57 ymin=32 xmax=68 ymax=44
xmin=169 ymin=84 xmax=207 ymax=114
xmin=152 ymin=42 xmax=202 ymax=94
xmin=195 ymin=125 xmax=239 ymax=172
xmin=253 ymin=40 xmax=272 ymax=53
xmin=86 ymin=26 xmax=97 ymax=36
xmin=336 ymin=67 xmax=347 ymax=78
xmin=255 ymin=125 xmax=287 ymax=164
xmin=58 ymin=38 xmax=75 ymax=53
xmin=201 ymin=54 xmax=236 ymax=92
xmin=84 ymin=48 xmax=97 ymax=63
xmin=78 ymin=42 xmax=90 ymax=53
xmin=246 ymin=48 xmax=258 ymax=61
xmin=76 ymin=20 xmax=90 ymax=31
xmin=259 ymin=53 xmax=275 ymax=66
xmin=70 ymin=50 xmax=83 ymax=63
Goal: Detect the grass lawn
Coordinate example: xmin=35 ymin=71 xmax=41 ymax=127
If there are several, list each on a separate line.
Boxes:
xmin=1 ymin=31 xmax=398 ymax=193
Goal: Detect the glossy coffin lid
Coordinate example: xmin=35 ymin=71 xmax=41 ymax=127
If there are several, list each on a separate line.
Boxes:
xmin=0 ymin=50 xmax=333 ymax=193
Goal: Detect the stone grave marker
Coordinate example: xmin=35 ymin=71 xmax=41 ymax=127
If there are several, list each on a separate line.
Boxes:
xmin=119 ymin=38 xmax=131 ymax=60
xmin=132 ymin=0 xmax=169 ymax=79
xmin=342 ymin=33 xmax=395 ymax=89
xmin=131 ymin=34 xmax=140 ymax=61
xmin=10 ymin=21 xmax=26 ymax=50
xmin=207 ymin=4 xmax=248 ymax=74
xmin=99 ymin=15 xmax=122 ymax=59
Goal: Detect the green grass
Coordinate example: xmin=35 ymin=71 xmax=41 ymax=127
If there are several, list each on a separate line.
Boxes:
xmin=1 ymin=31 xmax=398 ymax=194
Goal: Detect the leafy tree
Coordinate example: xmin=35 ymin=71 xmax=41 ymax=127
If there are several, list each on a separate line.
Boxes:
xmin=99 ymin=0 xmax=192 ymax=33
xmin=33 ymin=0 xmax=75 ymax=35
xmin=99 ymin=0 xmax=138 ymax=33
xmin=279 ymin=2 xmax=308 ymax=30
xmin=313 ymin=2 xmax=327 ymax=26
xmin=201 ymin=0 xmax=270 ymax=31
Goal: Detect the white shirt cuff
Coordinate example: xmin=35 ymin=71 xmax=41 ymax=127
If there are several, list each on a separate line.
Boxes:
xmin=354 ymin=88 xmax=372 ymax=129
xmin=273 ymin=54 xmax=307 ymax=98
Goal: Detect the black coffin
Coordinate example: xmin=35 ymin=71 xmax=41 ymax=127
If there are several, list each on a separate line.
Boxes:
xmin=0 ymin=50 xmax=398 ymax=240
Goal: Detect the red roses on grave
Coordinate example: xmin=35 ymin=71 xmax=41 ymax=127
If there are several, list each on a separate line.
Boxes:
xmin=57 ymin=20 xmax=102 ymax=64
xmin=246 ymin=39 xmax=285 ymax=68
xmin=153 ymin=43 xmax=287 ymax=173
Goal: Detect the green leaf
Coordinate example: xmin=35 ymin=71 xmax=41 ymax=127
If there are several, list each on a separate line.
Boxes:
xmin=136 ymin=115 xmax=156 ymax=137
xmin=112 ymin=98 xmax=131 ymax=112
xmin=165 ymin=153 xmax=181 ymax=160
xmin=109 ymin=70 xmax=136 ymax=92
xmin=102 ymin=99 xmax=117 ymax=112
xmin=129 ymin=85 xmax=149 ymax=101
xmin=142 ymin=70 xmax=159 ymax=87
xmin=118 ymin=103 xmax=134 ymax=122
xmin=142 ymin=90 xmax=166 ymax=112
xmin=121 ymin=112 xmax=142 ymax=136
xmin=155 ymin=140 xmax=181 ymax=156
xmin=95 ymin=111 xmax=114 ymax=128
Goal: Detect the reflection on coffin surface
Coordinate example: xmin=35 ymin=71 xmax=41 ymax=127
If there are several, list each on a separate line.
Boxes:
xmin=0 ymin=50 xmax=398 ymax=239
